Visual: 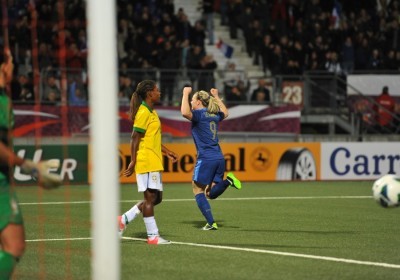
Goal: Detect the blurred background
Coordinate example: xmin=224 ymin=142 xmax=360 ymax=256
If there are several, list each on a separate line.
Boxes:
xmin=1 ymin=0 xmax=400 ymax=142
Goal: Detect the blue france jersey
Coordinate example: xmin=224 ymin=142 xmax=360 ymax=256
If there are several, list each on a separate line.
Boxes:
xmin=191 ymin=108 xmax=225 ymax=160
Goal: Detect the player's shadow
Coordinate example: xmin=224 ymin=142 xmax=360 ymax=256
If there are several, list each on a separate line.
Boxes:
xmin=182 ymin=220 xmax=227 ymax=229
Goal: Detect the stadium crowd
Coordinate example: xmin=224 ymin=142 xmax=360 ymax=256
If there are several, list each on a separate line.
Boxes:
xmin=1 ymin=0 xmax=400 ymax=106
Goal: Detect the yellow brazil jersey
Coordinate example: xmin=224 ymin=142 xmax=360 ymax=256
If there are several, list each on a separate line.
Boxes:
xmin=133 ymin=101 xmax=163 ymax=174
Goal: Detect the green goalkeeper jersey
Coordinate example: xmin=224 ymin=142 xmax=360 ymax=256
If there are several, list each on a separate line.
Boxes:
xmin=0 ymin=87 xmax=14 ymax=130
xmin=0 ymin=88 xmax=23 ymax=229
xmin=0 ymin=87 xmax=14 ymax=187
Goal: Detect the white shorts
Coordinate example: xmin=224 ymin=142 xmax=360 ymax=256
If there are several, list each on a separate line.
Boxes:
xmin=136 ymin=172 xmax=163 ymax=192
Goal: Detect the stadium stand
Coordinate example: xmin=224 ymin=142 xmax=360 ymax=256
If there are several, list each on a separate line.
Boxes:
xmin=1 ymin=0 xmax=399 ymax=139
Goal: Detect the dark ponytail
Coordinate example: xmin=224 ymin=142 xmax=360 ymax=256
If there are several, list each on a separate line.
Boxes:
xmin=128 ymin=80 xmax=156 ymax=121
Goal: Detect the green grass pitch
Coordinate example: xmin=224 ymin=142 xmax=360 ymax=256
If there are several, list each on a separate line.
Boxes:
xmin=13 ymin=181 xmax=400 ymax=279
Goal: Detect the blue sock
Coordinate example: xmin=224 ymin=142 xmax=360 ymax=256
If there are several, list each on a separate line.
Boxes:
xmin=195 ymin=193 xmax=214 ymax=225
xmin=209 ymin=180 xmax=230 ymax=199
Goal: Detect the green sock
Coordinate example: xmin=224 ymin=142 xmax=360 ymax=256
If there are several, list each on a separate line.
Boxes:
xmin=0 ymin=251 xmax=16 ymax=280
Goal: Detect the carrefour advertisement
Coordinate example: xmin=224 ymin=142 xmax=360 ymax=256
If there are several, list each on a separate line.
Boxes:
xmin=321 ymin=143 xmax=400 ymax=180
xmin=117 ymin=143 xmax=321 ymax=183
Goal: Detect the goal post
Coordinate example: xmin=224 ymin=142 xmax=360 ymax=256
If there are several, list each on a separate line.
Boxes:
xmin=86 ymin=0 xmax=120 ymax=279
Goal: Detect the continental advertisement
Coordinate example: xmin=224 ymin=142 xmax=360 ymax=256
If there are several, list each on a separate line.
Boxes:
xmin=12 ymin=142 xmax=399 ymax=184
xmin=118 ymin=143 xmax=321 ymax=183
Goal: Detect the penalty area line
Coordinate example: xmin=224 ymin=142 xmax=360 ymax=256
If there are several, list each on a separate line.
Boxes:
xmin=25 ymin=236 xmax=400 ymax=269
xmin=26 ymin=237 xmax=92 ymax=242
xmin=121 ymin=237 xmax=400 ymax=269
xmin=19 ymin=196 xmax=372 ymax=205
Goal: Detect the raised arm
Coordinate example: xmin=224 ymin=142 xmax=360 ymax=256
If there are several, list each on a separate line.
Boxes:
xmin=210 ymin=88 xmax=229 ymax=119
xmin=181 ymin=86 xmax=193 ymax=120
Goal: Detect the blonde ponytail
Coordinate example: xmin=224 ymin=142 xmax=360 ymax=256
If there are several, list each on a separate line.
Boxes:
xmin=195 ymin=90 xmax=220 ymax=114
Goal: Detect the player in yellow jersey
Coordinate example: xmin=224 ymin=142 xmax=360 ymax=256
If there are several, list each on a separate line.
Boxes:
xmin=118 ymin=80 xmax=178 ymax=245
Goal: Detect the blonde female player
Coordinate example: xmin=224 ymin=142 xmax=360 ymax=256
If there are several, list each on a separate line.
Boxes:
xmin=119 ymin=80 xmax=178 ymax=244
xmin=181 ymin=86 xmax=241 ymax=230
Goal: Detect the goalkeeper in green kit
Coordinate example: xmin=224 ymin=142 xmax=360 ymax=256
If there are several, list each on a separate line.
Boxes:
xmin=0 ymin=49 xmax=62 ymax=279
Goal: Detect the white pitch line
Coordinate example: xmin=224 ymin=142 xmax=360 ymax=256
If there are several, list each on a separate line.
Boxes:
xmin=122 ymin=237 xmax=400 ymax=269
xmin=26 ymin=237 xmax=92 ymax=242
xmin=25 ymin=236 xmax=400 ymax=269
xmin=19 ymin=196 xmax=372 ymax=205
xmin=21 ymin=201 xmax=92 ymax=205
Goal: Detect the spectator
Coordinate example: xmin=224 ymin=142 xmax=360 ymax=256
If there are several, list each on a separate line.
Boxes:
xmin=45 ymin=90 xmax=61 ymax=105
xmin=180 ymin=39 xmax=191 ymax=68
xmin=37 ymin=42 xmax=54 ymax=71
xmin=269 ymin=44 xmax=287 ymax=75
xmin=251 ymin=79 xmax=271 ymax=103
xmin=158 ymin=40 xmax=180 ymax=105
xmin=197 ymin=54 xmax=217 ymax=90
xmin=236 ymin=80 xmax=250 ymax=101
xmin=396 ymin=50 xmax=400 ymax=69
xmin=253 ymin=90 xmax=270 ymax=104
xmin=137 ymin=59 xmax=157 ymax=82
xmin=227 ymin=0 xmax=243 ymax=39
xmin=271 ymin=0 xmax=288 ymax=36
xmin=43 ymin=75 xmax=61 ymax=102
xmin=341 ymin=36 xmax=355 ymax=75
xmin=249 ymin=19 xmax=265 ymax=66
xmin=217 ymin=0 xmax=228 ymax=26
xmin=324 ymin=51 xmax=342 ymax=74
xmin=68 ymin=76 xmax=87 ymax=106
xmin=241 ymin=6 xmax=254 ymax=57
xmin=386 ymin=19 xmax=400 ymax=51
xmin=187 ymin=45 xmax=205 ymax=86
xmin=200 ymin=0 xmax=215 ymax=45
xmin=118 ymin=74 xmax=134 ymax=104
xmin=382 ymin=49 xmax=398 ymax=70
xmin=353 ymin=98 xmax=374 ymax=127
xmin=374 ymin=86 xmax=396 ymax=132
xmin=66 ymin=42 xmax=86 ymax=71
xmin=190 ymin=20 xmax=206 ymax=50
xmin=355 ymin=37 xmax=370 ymax=70
xmin=12 ymin=74 xmax=34 ymax=104
xmin=260 ymin=34 xmax=275 ymax=74
xmin=305 ymin=50 xmax=323 ymax=71
xmin=226 ymin=85 xmax=246 ymax=105
xmin=284 ymin=59 xmax=302 ymax=75
xmin=367 ymin=48 xmax=383 ymax=70
xmin=69 ymin=87 xmax=87 ymax=106
xmin=175 ymin=11 xmax=192 ymax=42
xmin=137 ymin=34 xmax=158 ymax=66
xmin=290 ymin=40 xmax=306 ymax=73
xmin=222 ymin=62 xmax=247 ymax=97
xmin=161 ymin=0 xmax=175 ymax=17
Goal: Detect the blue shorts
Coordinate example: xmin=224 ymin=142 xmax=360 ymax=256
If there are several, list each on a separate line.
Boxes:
xmin=192 ymin=158 xmax=225 ymax=187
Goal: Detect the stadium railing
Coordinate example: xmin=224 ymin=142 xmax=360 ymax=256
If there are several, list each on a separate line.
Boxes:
xmin=10 ymin=67 xmax=399 ymax=141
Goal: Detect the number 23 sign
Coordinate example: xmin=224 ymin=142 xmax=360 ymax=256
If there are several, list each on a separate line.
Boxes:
xmin=282 ymin=81 xmax=304 ymax=108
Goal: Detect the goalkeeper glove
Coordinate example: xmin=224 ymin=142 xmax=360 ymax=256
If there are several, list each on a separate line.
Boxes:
xmin=21 ymin=159 xmax=63 ymax=189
